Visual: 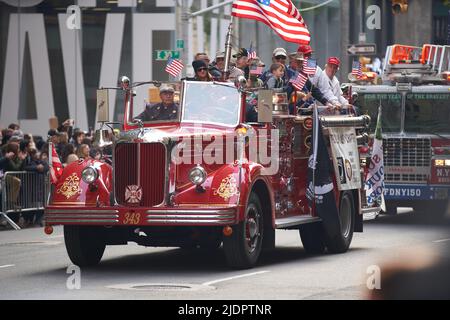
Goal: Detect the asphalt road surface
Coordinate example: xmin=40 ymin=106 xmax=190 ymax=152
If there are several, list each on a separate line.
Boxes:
xmin=1 ymin=208 xmax=449 ymax=300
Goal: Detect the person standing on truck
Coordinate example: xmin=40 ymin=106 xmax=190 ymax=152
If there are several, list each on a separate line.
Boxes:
xmin=318 ymin=57 xmax=349 ymax=107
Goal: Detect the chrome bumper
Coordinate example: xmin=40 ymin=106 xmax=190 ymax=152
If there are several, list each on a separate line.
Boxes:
xmin=146 ymin=209 xmax=236 ymax=225
xmin=45 ymin=209 xmax=120 ymax=224
xmin=44 ymin=207 xmax=237 ymax=226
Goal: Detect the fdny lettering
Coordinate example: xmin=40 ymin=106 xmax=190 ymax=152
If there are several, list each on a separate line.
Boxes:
xmin=384 ymin=188 xmax=422 ymax=197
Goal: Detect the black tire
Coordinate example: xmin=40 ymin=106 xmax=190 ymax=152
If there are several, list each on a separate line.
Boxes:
xmin=223 ymin=192 xmax=264 ymax=269
xmin=299 ymin=222 xmax=326 ymax=254
xmin=326 ymin=191 xmax=355 ymax=254
xmin=64 ymin=226 xmax=106 ymax=267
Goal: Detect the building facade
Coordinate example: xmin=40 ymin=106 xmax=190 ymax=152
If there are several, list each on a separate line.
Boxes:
xmin=0 ymin=0 xmax=448 ymax=137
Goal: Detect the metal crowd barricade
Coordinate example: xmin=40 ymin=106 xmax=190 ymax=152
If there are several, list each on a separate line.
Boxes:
xmin=0 ymin=171 xmax=50 ymax=230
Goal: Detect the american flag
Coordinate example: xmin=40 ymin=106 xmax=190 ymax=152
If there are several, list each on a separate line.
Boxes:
xmin=232 ymin=0 xmax=311 ymax=45
xmin=250 ymin=65 xmax=264 ymax=75
xmin=289 ymin=72 xmax=308 ymax=91
xmin=352 ymin=61 xmax=363 ymax=79
xmin=165 ymin=58 xmax=184 ymax=77
xmin=248 ymin=48 xmax=257 ymax=59
xmin=49 ymin=142 xmax=63 ymax=184
xmin=303 ymin=58 xmax=317 ymax=76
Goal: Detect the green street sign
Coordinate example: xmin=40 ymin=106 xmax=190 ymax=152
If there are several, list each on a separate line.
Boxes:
xmin=155 ymin=50 xmax=180 ymax=61
xmin=176 ymin=39 xmax=184 ymax=49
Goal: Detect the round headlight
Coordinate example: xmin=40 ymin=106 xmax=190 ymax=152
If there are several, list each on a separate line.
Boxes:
xmin=81 ymin=166 xmax=98 ymax=184
xmin=188 ymin=165 xmax=207 ymax=186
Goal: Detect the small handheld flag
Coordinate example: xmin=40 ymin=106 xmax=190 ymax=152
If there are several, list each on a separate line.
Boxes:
xmin=49 ymin=142 xmax=63 ymax=185
xmin=290 ymin=72 xmax=308 ymax=91
xmin=250 ymin=65 xmax=264 ymax=75
xmin=303 ymin=58 xmax=317 ymax=76
xmin=248 ymin=48 xmax=257 ymax=60
xmin=352 ymin=61 xmax=363 ymax=79
xmin=165 ymin=57 xmax=184 ymax=77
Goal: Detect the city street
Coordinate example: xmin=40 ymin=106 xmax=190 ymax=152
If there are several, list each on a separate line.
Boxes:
xmin=1 ymin=209 xmax=449 ymax=300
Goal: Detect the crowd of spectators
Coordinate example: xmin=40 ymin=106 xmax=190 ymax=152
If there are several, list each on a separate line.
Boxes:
xmin=0 ymin=120 xmax=100 ymax=228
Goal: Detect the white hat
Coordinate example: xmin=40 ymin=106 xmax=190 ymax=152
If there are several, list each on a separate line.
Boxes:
xmin=159 ymin=84 xmax=174 ymax=93
xmin=272 ymin=47 xmax=287 ymax=57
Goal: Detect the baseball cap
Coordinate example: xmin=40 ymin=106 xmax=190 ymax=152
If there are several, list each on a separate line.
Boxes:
xmin=216 ymin=51 xmax=225 ymax=59
xmin=327 ymin=57 xmax=341 ymax=67
xmin=297 ymin=45 xmax=313 ymax=55
xmin=289 ymin=51 xmax=305 ymax=61
xmin=233 ymin=48 xmax=248 ymax=58
xmin=159 ymin=84 xmax=175 ymax=94
xmin=272 ymin=47 xmax=287 ymax=57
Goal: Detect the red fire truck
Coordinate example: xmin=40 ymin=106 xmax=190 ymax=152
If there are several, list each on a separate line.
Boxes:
xmin=350 ymin=44 xmax=450 ymax=215
xmin=44 ymin=78 xmax=377 ymax=269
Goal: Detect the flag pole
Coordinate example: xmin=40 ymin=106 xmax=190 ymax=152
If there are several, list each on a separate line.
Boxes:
xmin=312 ymin=100 xmax=319 ymax=215
xmin=223 ymin=15 xmax=234 ymax=81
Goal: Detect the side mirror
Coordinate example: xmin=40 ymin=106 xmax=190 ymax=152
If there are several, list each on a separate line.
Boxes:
xmin=119 ymin=76 xmax=130 ymax=90
xmin=96 ymin=89 xmax=109 ymax=123
xmin=257 ymin=90 xmax=273 ymax=123
xmin=235 ymin=75 xmax=247 ymax=91
xmin=351 ymin=92 xmax=359 ymax=104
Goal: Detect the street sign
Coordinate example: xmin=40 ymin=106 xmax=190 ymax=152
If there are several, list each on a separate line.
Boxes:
xmin=155 ymin=50 xmax=181 ymax=61
xmin=347 ymin=43 xmax=377 ymax=55
xmin=176 ymin=39 xmax=184 ymax=49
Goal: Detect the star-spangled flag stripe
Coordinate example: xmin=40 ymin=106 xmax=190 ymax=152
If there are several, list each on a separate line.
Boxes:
xmin=49 ymin=142 xmax=63 ymax=184
xmin=352 ymin=61 xmax=363 ymax=78
xmin=232 ymin=0 xmax=311 ymax=45
xmin=303 ymin=58 xmax=317 ymax=76
xmin=250 ymin=66 xmax=264 ymax=74
xmin=248 ymin=48 xmax=257 ymax=59
xmin=233 ymin=1 xmax=309 ymax=33
xmin=289 ymin=72 xmax=308 ymax=91
xmin=165 ymin=58 xmax=184 ymax=77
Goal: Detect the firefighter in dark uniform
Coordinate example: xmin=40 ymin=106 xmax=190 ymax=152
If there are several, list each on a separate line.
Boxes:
xmin=135 ymin=84 xmax=178 ymax=121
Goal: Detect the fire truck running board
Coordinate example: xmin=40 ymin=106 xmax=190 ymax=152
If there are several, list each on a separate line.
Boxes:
xmin=275 ymin=215 xmax=321 ymax=229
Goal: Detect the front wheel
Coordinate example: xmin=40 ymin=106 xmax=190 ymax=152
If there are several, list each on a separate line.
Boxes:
xmin=64 ymin=226 xmax=106 ymax=267
xmin=223 ymin=192 xmax=264 ymax=269
xmin=325 ymin=191 xmax=355 ymax=254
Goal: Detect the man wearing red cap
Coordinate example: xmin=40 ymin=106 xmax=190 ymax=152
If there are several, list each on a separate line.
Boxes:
xmin=297 ymin=44 xmax=322 ymax=85
xmin=296 ymin=45 xmax=337 ymax=107
xmin=317 ymin=56 xmax=349 ymax=108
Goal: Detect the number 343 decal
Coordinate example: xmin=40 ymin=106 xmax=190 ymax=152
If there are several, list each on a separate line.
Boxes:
xmin=122 ymin=212 xmax=142 ymax=225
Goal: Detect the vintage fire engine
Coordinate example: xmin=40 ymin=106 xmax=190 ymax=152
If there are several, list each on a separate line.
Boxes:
xmin=350 ymin=44 xmax=450 ymax=215
xmin=44 ymin=75 xmax=376 ymax=269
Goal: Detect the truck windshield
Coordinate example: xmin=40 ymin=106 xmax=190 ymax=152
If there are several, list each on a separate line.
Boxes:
xmin=357 ymin=93 xmax=402 ymax=132
xmin=182 ymin=82 xmax=241 ymax=126
xmin=405 ymin=93 xmax=450 ymax=134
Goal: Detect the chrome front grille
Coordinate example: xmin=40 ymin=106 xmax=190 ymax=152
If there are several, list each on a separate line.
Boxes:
xmin=383 ymin=137 xmax=431 ymax=183
xmin=114 ymin=143 xmax=166 ymax=206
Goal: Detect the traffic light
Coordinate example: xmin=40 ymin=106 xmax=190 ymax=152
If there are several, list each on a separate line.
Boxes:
xmin=391 ymin=0 xmax=408 ymax=14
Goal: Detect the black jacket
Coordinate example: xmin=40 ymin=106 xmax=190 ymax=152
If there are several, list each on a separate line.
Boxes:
xmin=135 ymin=102 xmax=179 ymax=121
